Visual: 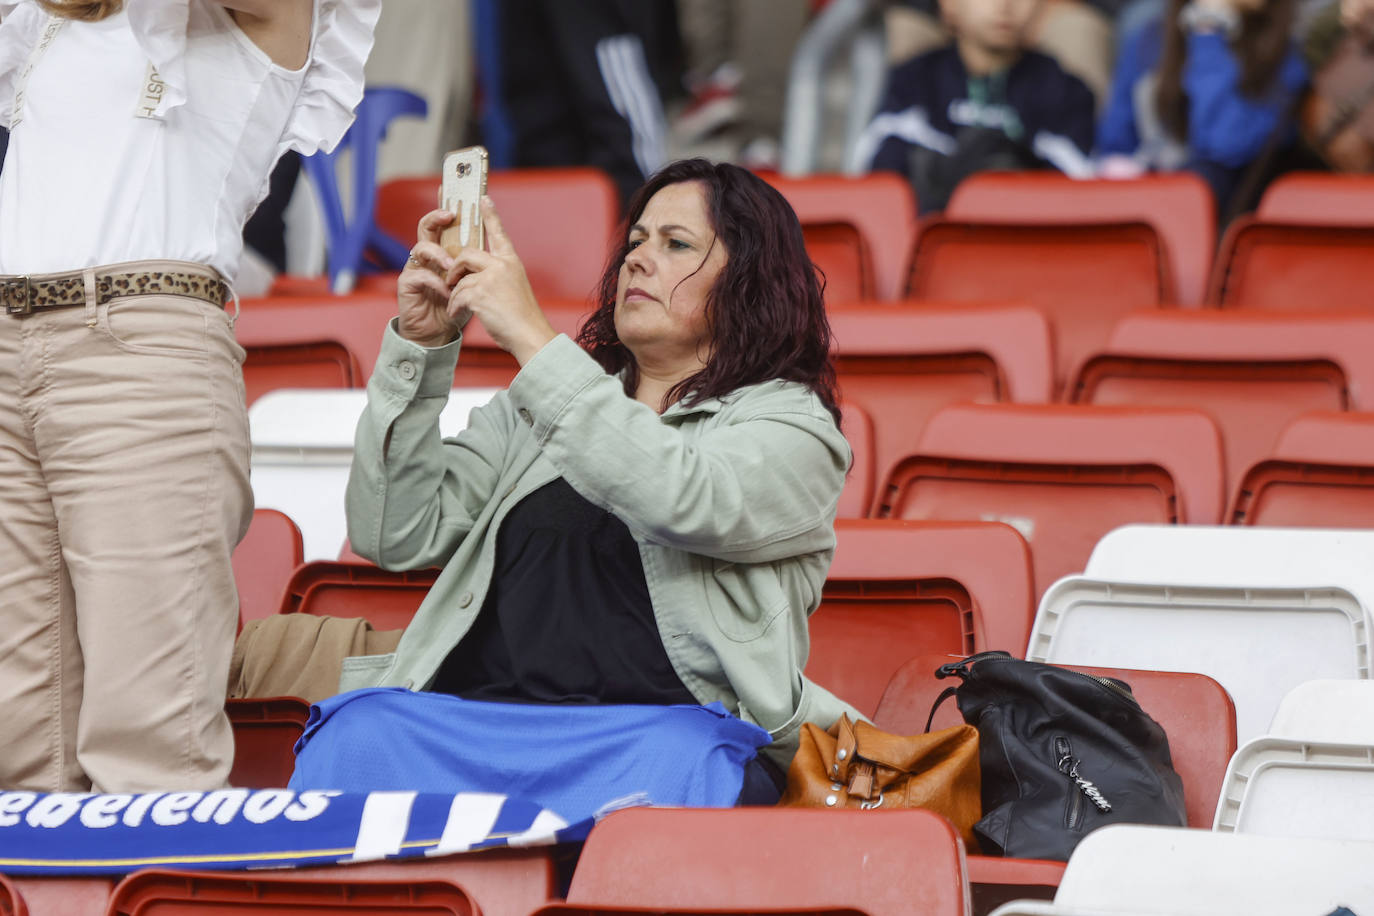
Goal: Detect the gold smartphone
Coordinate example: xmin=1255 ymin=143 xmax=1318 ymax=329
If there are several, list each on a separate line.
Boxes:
xmin=439 ymin=145 xmax=489 ymax=256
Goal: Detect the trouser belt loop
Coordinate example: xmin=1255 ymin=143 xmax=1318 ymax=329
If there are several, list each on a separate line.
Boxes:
xmin=82 ymin=268 xmax=97 ymax=328
xmin=224 ymin=281 xmax=239 ymax=328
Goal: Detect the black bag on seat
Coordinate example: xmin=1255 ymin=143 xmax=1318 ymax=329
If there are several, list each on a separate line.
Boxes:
xmin=927 ymin=650 xmax=1187 ymax=861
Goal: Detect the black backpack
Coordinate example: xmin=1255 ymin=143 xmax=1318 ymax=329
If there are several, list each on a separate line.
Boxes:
xmin=927 ymin=651 xmax=1188 ymax=861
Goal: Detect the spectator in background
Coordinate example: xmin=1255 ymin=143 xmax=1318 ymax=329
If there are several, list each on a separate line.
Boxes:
xmin=858 ymin=0 xmax=1096 ymax=212
xmin=499 ymin=0 xmax=678 ymax=207
xmin=1097 ymin=0 xmax=1308 ymax=210
xmin=1299 ymin=0 xmax=1374 ymax=172
xmin=673 ymin=0 xmax=813 ymax=167
xmin=886 ymin=0 xmax=1117 ymax=105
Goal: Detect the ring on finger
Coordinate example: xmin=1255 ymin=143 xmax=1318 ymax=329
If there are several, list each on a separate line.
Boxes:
xmin=407 ymin=249 xmax=422 ymax=267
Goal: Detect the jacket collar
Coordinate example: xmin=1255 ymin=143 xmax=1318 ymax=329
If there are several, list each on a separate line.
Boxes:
xmin=660 ymin=393 xmax=727 ymax=420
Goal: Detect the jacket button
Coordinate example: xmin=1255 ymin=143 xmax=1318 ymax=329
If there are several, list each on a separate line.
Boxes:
xmin=518 ymin=408 xmax=533 ymax=425
xmin=830 ymin=783 xmax=843 ymax=792
xmin=836 ymin=749 xmax=848 ymax=761
xmin=398 ymin=360 xmax=417 ymax=380
xmin=459 ymin=592 xmax=473 ymax=608
xmin=824 ymin=795 xmax=838 ymax=807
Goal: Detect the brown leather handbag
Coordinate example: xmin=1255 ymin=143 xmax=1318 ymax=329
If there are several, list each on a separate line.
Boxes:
xmin=778 ymin=714 xmax=982 ymax=848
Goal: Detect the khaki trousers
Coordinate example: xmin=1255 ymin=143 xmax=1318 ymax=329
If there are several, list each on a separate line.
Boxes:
xmin=0 ymin=259 xmax=253 ymax=793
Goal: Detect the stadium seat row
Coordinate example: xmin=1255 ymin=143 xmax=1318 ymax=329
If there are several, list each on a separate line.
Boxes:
xmin=263 ymin=168 xmax=1374 ymax=396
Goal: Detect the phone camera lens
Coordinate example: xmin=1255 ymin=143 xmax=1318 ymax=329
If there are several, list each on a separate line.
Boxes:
xmin=458 ymin=163 xmax=470 ymax=176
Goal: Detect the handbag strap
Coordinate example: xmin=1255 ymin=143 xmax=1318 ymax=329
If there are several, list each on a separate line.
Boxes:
xmin=923 ymin=685 xmax=960 ymax=734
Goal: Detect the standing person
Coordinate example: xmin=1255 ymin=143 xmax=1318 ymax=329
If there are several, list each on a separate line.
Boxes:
xmin=673 ymin=0 xmax=812 ymax=166
xmin=498 ymin=0 xmax=677 ymax=207
xmin=0 ymin=0 xmax=378 ymax=793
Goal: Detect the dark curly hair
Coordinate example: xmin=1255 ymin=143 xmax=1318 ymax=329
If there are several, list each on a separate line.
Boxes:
xmin=577 ymin=159 xmax=841 ymax=424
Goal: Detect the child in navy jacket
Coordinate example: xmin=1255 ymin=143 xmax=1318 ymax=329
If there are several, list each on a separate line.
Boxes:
xmin=858 ymin=0 xmax=1096 ymax=211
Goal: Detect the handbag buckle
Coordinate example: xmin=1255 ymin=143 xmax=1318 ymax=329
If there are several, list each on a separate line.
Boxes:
xmin=858 ymin=794 xmax=884 ymax=810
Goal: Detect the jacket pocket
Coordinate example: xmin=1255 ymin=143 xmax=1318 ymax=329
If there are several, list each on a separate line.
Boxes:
xmin=338 ymin=653 xmax=396 ymax=693
xmin=702 ymin=559 xmax=790 ymax=642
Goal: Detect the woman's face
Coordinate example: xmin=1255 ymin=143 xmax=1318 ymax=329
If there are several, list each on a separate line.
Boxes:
xmin=614 ymin=181 xmax=728 ymax=375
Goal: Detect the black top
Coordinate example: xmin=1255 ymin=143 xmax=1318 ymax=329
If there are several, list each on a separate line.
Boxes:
xmin=430 ymin=478 xmax=698 ymax=706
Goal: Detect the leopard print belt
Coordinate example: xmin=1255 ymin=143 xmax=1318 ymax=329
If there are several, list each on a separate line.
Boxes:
xmin=0 ymin=269 xmax=227 ymax=316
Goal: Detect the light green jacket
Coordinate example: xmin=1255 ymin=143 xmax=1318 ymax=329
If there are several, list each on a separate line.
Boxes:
xmin=342 ymin=322 xmax=861 ymax=769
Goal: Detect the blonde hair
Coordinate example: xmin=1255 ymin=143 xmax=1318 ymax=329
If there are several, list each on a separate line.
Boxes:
xmin=35 ymin=0 xmax=124 ymax=21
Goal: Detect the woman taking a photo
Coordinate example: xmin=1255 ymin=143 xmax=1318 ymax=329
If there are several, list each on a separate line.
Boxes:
xmin=0 ymin=0 xmax=377 ymax=793
xmin=324 ymin=159 xmax=858 ymax=808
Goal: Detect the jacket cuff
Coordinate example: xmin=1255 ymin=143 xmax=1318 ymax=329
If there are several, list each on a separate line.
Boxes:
xmin=373 ymin=318 xmax=462 ymax=400
xmin=506 ymin=334 xmax=605 ymax=441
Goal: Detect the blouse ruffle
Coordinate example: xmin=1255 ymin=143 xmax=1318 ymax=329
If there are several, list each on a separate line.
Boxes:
xmin=0 ymin=2 xmax=46 ymax=127
xmin=280 ymin=0 xmax=381 ymax=156
xmin=0 ymin=0 xmax=379 ymax=149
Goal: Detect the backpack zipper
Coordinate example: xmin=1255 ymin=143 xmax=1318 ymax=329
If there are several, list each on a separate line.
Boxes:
xmin=1054 ymin=736 xmax=1085 ymax=830
xmin=940 ymin=652 xmax=1142 ymax=709
xmin=1055 ymin=735 xmax=1112 ymax=830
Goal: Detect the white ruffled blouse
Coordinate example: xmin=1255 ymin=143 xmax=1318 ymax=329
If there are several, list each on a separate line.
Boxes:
xmin=0 ymin=0 xmax=380 ymax=279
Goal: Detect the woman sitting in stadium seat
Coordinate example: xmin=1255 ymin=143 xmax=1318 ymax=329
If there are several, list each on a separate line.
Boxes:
xmin=315 ymin=159 xmax=858 ymax=810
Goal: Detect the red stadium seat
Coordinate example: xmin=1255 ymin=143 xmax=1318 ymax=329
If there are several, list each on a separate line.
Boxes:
xmin=1068 ymin=311 xmax=1374 ymax=490
xmin=232 ymin=509 xmax=304 ymax=627
xmin=235 ymin=293 xmax=389 ymax=404
xmin=761 ymin=171 xmax=918 ymax=302
xmin=240 ymin=342 xmax=363 ymax=405
xmin=533 ymin=907 xmax=871 ymax=916
xmin=96 ymin=854 xmax=557 ymax=916
xmin=947 ymin=172 xmax=1215 ymax=306
xmin=809 ymin=519 xmax=1035 ymax=716
xmin=224 ymin=696 xmax=311 ymax=788
xmin=1208 ymin=222 xmax=1374 ymax=311
xmin=837 ymin=400 xmax=875 ymax=520
xmin=906 ymin=220 xmax=1173 ymax=392
xmin=877 ymin=404 xmax=1225 ymax=598
xmin=0 ymin=875 xmax=23 ymax=916
xmin=801 ymin=221 xmax=872 ymax=303
xmin=279 ymin=561 xmax=438 ymax=631
xmin=237 ymin=293 xmax=589 ymax=392
xmin=830 ymin=303 xmax=1054 ymax=506
xmin=877 ymin=655 xmax=1238 ymax=829
xmin=375 ymin=168 xmax=620 ymax=302
xmin=564 ymin=807 xmax=968 ymax=916
xmin=6 ymin=877 xmax=111 ymax=916
xmin=1209 ymin=173 xmax=1374 ymax=311
xmin=235 ymin=294 xmax=393 ymax=382
xmin=106 ymin=869 xmax=480 ymax=916
xmin=1255 ymin=171 xmax=1374 ymax=224
xmin=1231 ymin=411 xmax=1374 ymax=526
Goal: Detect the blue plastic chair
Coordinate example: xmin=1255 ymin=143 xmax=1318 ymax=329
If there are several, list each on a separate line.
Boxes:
xmin=301 ymin=86 xmax=428 ymax=294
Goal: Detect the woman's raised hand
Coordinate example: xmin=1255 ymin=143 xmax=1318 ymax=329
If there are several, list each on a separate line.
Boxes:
xmin=445 ymin=197 xmax=557 ymax=366
xmin=397 ymin=209 xmax=467 ymax=348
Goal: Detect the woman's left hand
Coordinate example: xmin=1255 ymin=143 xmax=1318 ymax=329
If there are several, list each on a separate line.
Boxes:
xmin=447 ymin=198 xmax=558 ymax=366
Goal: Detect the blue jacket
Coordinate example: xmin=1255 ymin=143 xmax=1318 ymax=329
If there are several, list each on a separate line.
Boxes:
xmin=1097 ymin=22 xmax=1308 ymax=169
xmin=858 ymin=46 xmax=1097 ymax=178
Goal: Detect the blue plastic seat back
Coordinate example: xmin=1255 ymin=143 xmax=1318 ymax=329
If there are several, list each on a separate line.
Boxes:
xmin=301 ymin=86 xmax=428 ymax=294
